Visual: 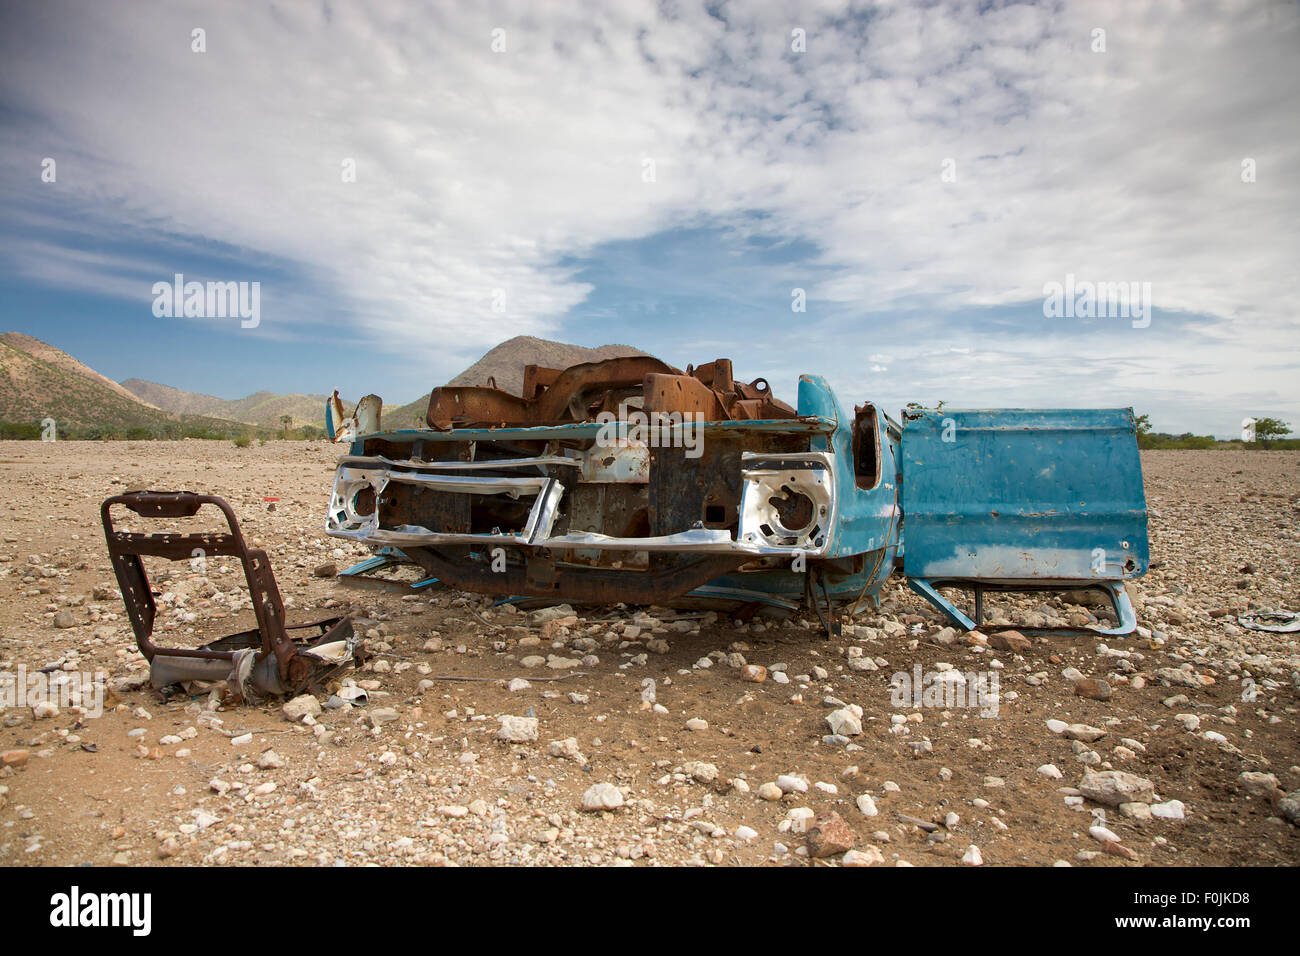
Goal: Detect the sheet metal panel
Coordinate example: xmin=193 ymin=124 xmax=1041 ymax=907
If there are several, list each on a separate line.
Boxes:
xmin=901 ymin=408 xmax=1148 ymax=582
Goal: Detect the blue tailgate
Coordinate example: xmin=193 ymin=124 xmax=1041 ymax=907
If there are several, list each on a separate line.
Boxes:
xmin=901 ymin=408 xmax=1148 ymax=583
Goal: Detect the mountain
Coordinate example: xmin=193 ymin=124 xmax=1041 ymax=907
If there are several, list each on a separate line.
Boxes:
xmin=121 ymin=379 xmax=333 ymax=428
xmin=0 ymin=332 xmax=157 ymax=409
xmin=384 ymin=335 xmax=647 ymax=429
xmin=0 ymin=332 xmax=648 ymax=438
xmin=0 ymin=333 xmax=245 ymax=438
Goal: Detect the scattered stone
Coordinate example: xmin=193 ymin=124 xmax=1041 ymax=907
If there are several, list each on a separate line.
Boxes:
xmin=741 ymin=664 xmax=767 ymax=683
xmin=1064 ymin=724 xmax=1107 ymax=743
xmin=1073 ymin=678 xmax=1112 ymax=701
xmin=1119 ymin=802 xmax=1152 ymax=821
xmin=281 ymin=695 xmax=321 ymax=721
xmin=1150 ymin=800 xmax=1186 ymax=821
xmin=784 ymin=807 xmax=815 ymax=834
xmin=547 ymin=737 xmax=586 ymax=766
xmin=988 ymin=631 xmax=1031 ymax=653
xmin=757 ymin=782 xmax=783 ymax=801
xmin=257 ymin=750 xmax=286 ymax=770
xmin=962 ymin=844 xmax=983 ymax=866
xmin=1238 ymin=772 xmax=1279 ymax=796
xmin=776 ymin=774 xmax=809 ymax=794
xmin=826 ymin=707 xmax=863 ymax=737
xmin=497 ymin=715 xmax=539 ymax=743
xmin=1278 ymin=795 xmax=1300 ymax=827
xmin=683 ymin=761 xmax=719 ymax=783
xmin=806 ymin=811 xmax=854 ymax=858
xmin=843 ymin=846 xmax=884 ymax=866
xmin=1078 ymin=770 xmax=1156 ymax=807
xmin=1089 ymin=824 xmax=1121 ymax=844
xmin=1154 ymin=667 xmax=1203 ymax=689
xmin=855 ymin=794 xmax=879 ymax=817
xmin=581 ymin=782 xmax=624 ymax=811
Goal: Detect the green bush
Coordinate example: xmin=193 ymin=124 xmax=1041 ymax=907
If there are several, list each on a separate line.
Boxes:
xmin=0 ymin=420 xmax=41 ymax=439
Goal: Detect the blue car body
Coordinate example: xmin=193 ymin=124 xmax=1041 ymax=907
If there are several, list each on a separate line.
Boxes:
xmin=325 ymin=360 xmax=1146 ymax=632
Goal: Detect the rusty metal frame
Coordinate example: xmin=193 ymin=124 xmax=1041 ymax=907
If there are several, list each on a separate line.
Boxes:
xmin=102 ymin=490 xmax=354 ymax=696
xmin=427 ymin=356 xmax=796 ymax=430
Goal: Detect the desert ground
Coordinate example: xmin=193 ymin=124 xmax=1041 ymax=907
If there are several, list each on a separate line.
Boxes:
xmin=0 ymin=440 xmax=1297 ymax=866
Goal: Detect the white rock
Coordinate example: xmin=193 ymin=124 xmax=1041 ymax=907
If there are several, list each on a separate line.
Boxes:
xmin=785 ymin=807 xmax=815 ymax=833
xmin=855 ymin=794 xmax=879 ymax=817
xmin=281 ymin=695 xmax=321 ymax=721
xmin=1037 ymin=764 xmax=1063 ymax=779
xmin=1078 ymin=770 xmax=1155 ymax=807
xmin=496 ymin=715 xmax=539 ymax=743
xmin=1150 ymin=799 xmax=1186 ymax=820
xmin=826 ymin=707 xmax=863 ymax=736
xmin=843 ymin=846 xmax=885 ymax=866
xmin=683 ymin=760 xmax=719 ymax=783
xmin=962 ymin=845 xmax=983 ymax=866
xmin=547 ymin=737 xmax=586 ymax=766
xmin=685 ymin=718 xmax=709 ymax=731
xmin=776 ymin=774 xmax=809 ymax=794
xmin=1089 ymin=825 xmax=1121 ymax=843
xmin=581 ymin=783 xmax=624 ymax=811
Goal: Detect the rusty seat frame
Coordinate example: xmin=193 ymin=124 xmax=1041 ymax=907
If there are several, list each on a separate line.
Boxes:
xmin=101 ymin=490 xmax=354 ymax=697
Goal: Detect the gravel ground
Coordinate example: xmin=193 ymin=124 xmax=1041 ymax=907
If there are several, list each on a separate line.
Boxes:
xmin=0 ymin=440 xmax=1297 ymax=866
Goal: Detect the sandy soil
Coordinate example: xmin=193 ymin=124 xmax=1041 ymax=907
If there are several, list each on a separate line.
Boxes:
xmin=0 ymin=440 xmax=1297 ymax=866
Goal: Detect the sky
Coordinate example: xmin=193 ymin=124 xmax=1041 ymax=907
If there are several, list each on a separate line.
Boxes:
xmin=0 ymin=0 xmax=1296 ymax=437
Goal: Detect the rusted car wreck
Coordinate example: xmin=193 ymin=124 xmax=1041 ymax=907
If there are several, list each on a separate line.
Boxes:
xmin=325 ymin=355 xmax=1149 ymax=635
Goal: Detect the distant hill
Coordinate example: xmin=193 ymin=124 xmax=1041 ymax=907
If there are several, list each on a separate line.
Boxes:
xmin=0 ymin=332 xmax=157 ymax=409
xmin=0 ymin=333 xmax=248 ymax=438
xmin=121 ymin=379 xmax=333 ymax=428
xmin=0 ymin=332 xmax=648 ymax=438
xmin=385 ymin=335 xmax=648 ymax=429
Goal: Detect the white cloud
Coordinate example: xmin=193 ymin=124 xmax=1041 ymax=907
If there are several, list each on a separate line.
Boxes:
xmin=0 ymin=0 xmax=1296 ymax=430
